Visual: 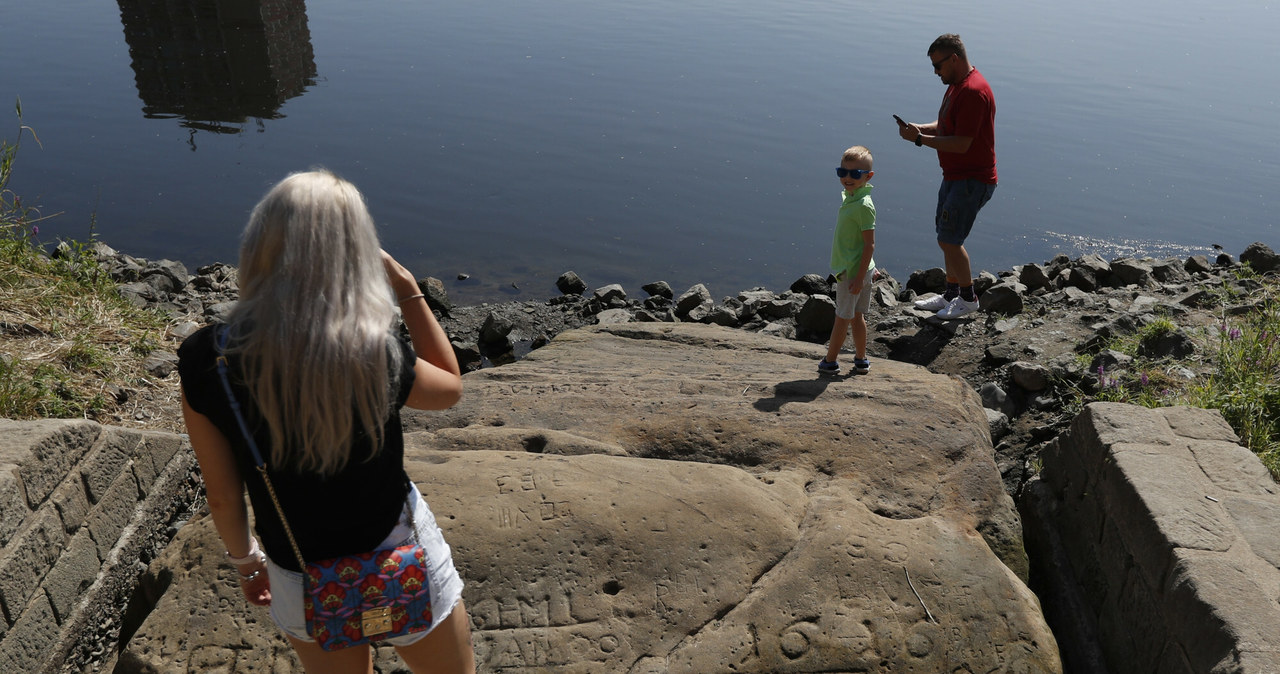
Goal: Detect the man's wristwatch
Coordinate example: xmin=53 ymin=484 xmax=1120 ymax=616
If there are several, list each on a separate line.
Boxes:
xmin=915 ymin=134 xmax=924 ymax=147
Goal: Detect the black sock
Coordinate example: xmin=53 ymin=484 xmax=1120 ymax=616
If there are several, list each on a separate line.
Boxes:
xmin=959 ymin=285 xmax=976 ymax=302
xmin=944 ymin=282 xmax=960 ymax=300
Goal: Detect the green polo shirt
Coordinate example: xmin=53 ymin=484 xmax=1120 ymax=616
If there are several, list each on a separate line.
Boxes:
xmin=830 ymin=184 xmax=876 ymax=278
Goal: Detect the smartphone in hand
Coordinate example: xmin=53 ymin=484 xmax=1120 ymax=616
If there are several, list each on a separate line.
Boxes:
xmin=893 ymin=114 xmax=907 ymax=127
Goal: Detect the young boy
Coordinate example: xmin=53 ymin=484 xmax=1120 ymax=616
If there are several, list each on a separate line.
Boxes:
xmin=818 ymin=145 xmax=876 ymax=375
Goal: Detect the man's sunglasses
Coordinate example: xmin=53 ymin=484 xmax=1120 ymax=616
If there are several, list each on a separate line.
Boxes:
xmin=835 ymin=167 xmax=872 ymax=179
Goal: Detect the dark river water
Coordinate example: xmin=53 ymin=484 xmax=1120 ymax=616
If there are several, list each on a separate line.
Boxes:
xmin=4 ymin=0 xmax=1277 ymax=302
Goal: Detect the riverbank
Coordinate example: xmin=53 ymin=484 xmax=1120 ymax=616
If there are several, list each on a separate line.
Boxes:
xmin=2 ymin=238 xmax=1278 ymax=495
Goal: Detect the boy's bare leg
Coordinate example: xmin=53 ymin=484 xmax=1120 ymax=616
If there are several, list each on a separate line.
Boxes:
xmin=851 ymin=313 xmax=867 ymax=361
xmin=825 ymin=317 xmax=852 ymax=363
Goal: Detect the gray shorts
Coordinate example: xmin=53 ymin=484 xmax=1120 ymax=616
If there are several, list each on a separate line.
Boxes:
xmin=265 ymin=482 xmax=464 ymax=645
xmin=834 ymin=268 xmax=874 ymax=320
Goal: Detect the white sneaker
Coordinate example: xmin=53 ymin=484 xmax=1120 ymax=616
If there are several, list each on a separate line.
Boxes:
xmin=913 ymin=294 xmax=951 ymax=312
xmin=936 ymin=296 xmax=980 ymax=319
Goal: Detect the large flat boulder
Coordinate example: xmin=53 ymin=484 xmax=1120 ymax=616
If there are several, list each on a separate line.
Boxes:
xmin=121 ymin=324 xmax=1061 ymax=671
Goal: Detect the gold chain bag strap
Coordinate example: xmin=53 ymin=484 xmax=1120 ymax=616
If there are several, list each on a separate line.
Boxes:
xmin=214 ymin=327 xmax=435 ymax=650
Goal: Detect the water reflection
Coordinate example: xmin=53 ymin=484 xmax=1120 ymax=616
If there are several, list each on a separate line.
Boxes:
xmin=117 ymin=0 xmax=316 ymax=145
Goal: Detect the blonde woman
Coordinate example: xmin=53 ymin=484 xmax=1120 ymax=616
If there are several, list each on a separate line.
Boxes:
xmin=177 ymin=170 xmax=475 ymax=673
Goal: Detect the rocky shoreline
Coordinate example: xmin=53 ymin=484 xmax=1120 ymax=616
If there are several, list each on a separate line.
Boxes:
xmin=92 ymin=239 xmax=1279 ymax=498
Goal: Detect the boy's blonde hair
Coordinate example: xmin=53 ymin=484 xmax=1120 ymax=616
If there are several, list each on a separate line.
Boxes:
xmin=842 ymin=145 xmax=873 ymax=167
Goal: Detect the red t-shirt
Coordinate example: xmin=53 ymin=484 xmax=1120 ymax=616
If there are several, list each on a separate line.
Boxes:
xmin=937 ymin=68 xmax=997 ymax=184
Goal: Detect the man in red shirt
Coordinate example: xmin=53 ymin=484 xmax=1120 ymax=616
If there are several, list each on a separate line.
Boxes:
xmin=898 ymin=33 xmax=997 ymax=320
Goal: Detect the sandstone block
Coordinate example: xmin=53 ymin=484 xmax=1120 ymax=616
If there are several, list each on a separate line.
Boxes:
xmin=43 ymin=529 xmax=99 ymax=624
xmin=49 ymin=477 xmax=90 ymax=536
xmin=84 ymin=472 xmax=141 ymax=561
xmin=0 ymin=419 xmax=100 ymax=508
xmin=0 ymin=507 xmax=66 ymax=626
xmin=80 ymin=429 xmax=141 ymax=504
xmin=0 ymin=463 xmax=28 ymax=548
xmin=0 ymin=592 xmax=56 ymax=672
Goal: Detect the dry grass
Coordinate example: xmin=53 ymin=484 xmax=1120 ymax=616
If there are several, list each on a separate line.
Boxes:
xmin=0 ymin=239 xmax=186 ymax=433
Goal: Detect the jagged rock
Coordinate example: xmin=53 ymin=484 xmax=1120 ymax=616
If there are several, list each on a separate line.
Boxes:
xmin=142 ymin=351 xmax=180 ymax=378
xmin=143 ymin=259 xmax=190 ymax=292
xmin=981 ymin=281 xmax=1026 ymax=316
xmin=116 ymin=282 xmax=155 ymax=308
xmin=674 ymin=284 xmax=713 ymax=319
xmin=1019 ymin=263 xmax=1053 ymax=292
xmin=1150 ymin=258 xmax=1191 ymax=284
xmin=204 ymin=301 xmax=237 ymax=323
xmin=1137 ymin=328 xmax=1196 ymax=359
xmin=1074 ymin=254 xmax=1112 ymax=287
xmin=789 ymin=273 xmax=830 ymax=296
xmin=703 ymin=305 xmax=739 ymax=327
xmin=592 ymin=283 xmax=628 ymax=307
xmin=1110 ymin=257 xmax=1156 ymax=288
xmin=1057 ymin=266 xmax=1097 ymax=293
xmin=980 ymin=381 xmax=1018 ymax=418
xmin=1091 ymin=349 xmax=1133 ymax=373
xmin=1010 ymin=361 xmax=1052 ymax=392
xmin=795 ymin=294 xmax=836 ymax=341
xmin=872 ymin=284 xmax=897 ymax=308
xmin=480 ymin=312 xmax=515 ymax=345
xmin=641 ymin=280 xmax=673 ymax=299
xmin=451 ymin=340 xmax=482 ymax=371
xmin=1185 ymin=254 xmax=1213 ymax=274
xmin=1240 ymin=241 xmax=1280 ymax=274
xmin=420 ymin=276 xmax=452 ymax=315
xmin=556 ymin=271 xmax=588 ymax=295
xmin=986 ymin=406 xmax=1011 ymax=443
xmin=906 ymin=267 xmax=947 ymax=295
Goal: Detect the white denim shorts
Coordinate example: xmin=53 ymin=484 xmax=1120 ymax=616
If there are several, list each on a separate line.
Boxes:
xmin=264 ymin=483 xmax=464 ymax=645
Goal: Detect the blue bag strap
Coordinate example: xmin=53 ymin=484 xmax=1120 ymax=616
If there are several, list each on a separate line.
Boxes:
xmin=212 ymin=325 xmax=309 ymax=569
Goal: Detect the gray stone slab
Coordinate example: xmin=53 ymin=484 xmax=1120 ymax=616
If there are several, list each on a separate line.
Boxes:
xmin=0 ymin=464 xmax=27 ymax=548
xmin=0 ymin=592 xmax=57 ymax=673
xmin=1159 ymin=406 xmax=1245 ymax=443
xmin=80 ymin=429 xmax=139 ymax=504
xmin=1223 ymin=496 xmax=1280 ymax=572
xmin=1078 ymin=402 xmax=1179 ymax=449
xmin=1164 ymin=548 xmax=1280 ymax=673
xmin=84 ymin=472 xmax=140 ymax=561
xmin=49 ymin=476 xmax=90 ymax=536
xmin=1189 ymin=439 xmax=1280 ymax=497
xmin=136 ymin=431 xmax=186 ymax=490
xmin=1098 ymin=445 xmax=1234 ymax=587
xmin=0 ymin=419 xmax=99 ymax=508
xmin=43 ymin=529 xmax=99 ymax=624
xmin=0 ymin=506 xmax=66 ymax=626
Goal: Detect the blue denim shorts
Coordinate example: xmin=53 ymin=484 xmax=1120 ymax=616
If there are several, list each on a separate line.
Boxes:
xmin=935 ymin=179 xmax=996 ymax=245
xmin=264 ymin=483 xmax=464 ymax=645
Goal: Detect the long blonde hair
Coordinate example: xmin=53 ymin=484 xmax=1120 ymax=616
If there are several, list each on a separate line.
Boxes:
xmin=227 ymin=170 xmax=402 ymax=474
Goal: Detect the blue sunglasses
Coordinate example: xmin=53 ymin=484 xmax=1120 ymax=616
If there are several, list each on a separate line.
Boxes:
xmin=835 ymin=167 xmax=872 ymax=179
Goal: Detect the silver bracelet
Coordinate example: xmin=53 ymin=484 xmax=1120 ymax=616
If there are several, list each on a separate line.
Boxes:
xmin=238 ymin=568 xmax=263 ymax=583
xmin=398 ymin=293 xmax=426 ymax=304
xmin=226 ymin=538 xmax=264 ymax=567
